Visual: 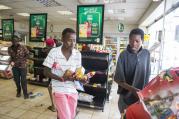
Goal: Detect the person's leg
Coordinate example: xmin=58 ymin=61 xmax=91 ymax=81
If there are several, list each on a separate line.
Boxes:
xmin=20 ymin=68 xmax=28 ymax=99
xmin=12 ymin=67 xmax=21 ymax=97
xmin=118 ymin=95 xmax=128 ymax=119
xmin=53 ymin=92 xmax=71 ymax=119
xmin=48 ymin=84 xmax=56 ymax=112
xmin=67 ymin=94 xmax=78 ymax=119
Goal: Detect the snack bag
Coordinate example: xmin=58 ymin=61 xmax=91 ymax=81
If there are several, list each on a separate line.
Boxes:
xmin=63 ymin=69 xmax=74 ymax=78
xmin=74 ymin=67 xmax=96 ymax=81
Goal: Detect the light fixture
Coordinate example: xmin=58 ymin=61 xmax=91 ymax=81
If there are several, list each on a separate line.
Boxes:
xmin=57 ymin=11 xmax=73 ymax=15
xmin=17 ymin=13 xmax=30 ymax=17
xmin=0 ymin=4 xmax=11 ymax=10
xmin=104 ymin=0 xmax=110 ymax=3
xmin=78 ymin=0 xmax=98 ymax=4
xmin=107 ymin=9 xmax=114 ymax=14
xmin=104 ymin=0 xmax=126 ymax=4
xmin=117 ymin=17 xmax=124 ymax=20
xmin=153 ymin=0 xmax=160 ymax=1
xmin=70 ymin=18 xmax=76 ymax=21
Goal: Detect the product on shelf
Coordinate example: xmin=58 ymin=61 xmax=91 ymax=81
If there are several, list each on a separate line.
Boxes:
xmin=104 ymin=37 xmax=119 ymax=64
xmin=0 ymin=64 xmax=13 ymax=79
xmin=0 ymin=43 xmax=13 ymax=79
xmin=78 ymin=92 xmax=94 ymax=103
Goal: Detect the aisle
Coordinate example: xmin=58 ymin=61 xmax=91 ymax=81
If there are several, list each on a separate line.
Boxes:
xmin=0 ymin=79 xmax=120 ymax=119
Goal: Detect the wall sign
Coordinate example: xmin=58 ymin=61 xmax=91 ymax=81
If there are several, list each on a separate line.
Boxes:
xmin=77 ymin=5 xmax=104 ymax=44
xmin=144 ymin=34 xmax=150 ymax=41
xmin=2 ymin=19 xmax=14 ymax=41
xmin=118 ymin=23 xmax=124 ymax=32
xmin=29 ymin=13 xmax=47 ymax=42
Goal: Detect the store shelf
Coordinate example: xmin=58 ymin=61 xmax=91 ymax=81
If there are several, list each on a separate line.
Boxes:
xmin=0 ymin=29 xmax=2 ymax=40
xmin=78 ymin=51 xmax=110 ymax=111
xmin=106 ymin=44 xmax=117 ymax=45
xmin=0 ymin=43 xmax=12 ymax=79
xmin=28 ymin=79 xmax=49 ymax=87
xmin=119 ymin=38 xmax=128 ymax=53
xmin=78 ymin=96 xmax=106 ymax=111
xmin=28 ymin=47 xmax=50 ymax=87
xmin=105 ymin=37 xmax=119 ymax=65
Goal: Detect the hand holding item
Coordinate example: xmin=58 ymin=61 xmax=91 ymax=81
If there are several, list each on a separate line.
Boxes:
xmin=78 ymin=75 xmax=89 ymax=84
xmin=74 ymin=67 xmax=84 ymax=80
xmin=63 ymin=67 xmax=96 ymax=82
xmin=63 ymin=69 xmax=74 ymax=81
xmin=131 ymin=87 xmax=140 ymax=100
xmin=74 ymin=67 xmax=85 ymax=81
xmin=74 ymin=67 xmax=91 ymax=83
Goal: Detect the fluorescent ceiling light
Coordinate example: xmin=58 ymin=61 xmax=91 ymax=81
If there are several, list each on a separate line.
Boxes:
xmin=117 ymin=17 xmax=124 ymax=20
xmin=70 ymin=18 xmax=76 ymax=21
xmin=107 ymin=9 xmax=114 ymax=14
xmin=104 ymin=0 xmax=110 ymax=3
xmin=17 ymin=13 xmax=30 ymax=17
xmin=153 ymin=0 xmax=160 ymax=1
xmin=104 ymin=0 xmax=126 ymax=4
xmin=0 ymin=4 xmax=11 ymax=10
xmin=78 ymin=0 xmax=98 ymax=4
xmin=57 ymin=11 xmax=73 ymax=15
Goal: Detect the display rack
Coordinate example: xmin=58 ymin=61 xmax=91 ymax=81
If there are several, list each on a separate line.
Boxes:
xmin=28 ymin=47 xmax=50 ymax=87
xmin=119 ymin=37 xmax=128 ymax=53
xmin=0 ymin=45 xmax=13 ymax=79
xmin=104 ymin=37 xmax=119 ymax=64
xmin=0 ymin=29 xmax=2 ymax=40
xmin=78 ymin=51 xmax=111 ymax=111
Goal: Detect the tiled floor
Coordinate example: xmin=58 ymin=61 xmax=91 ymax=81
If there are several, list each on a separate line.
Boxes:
xmin=0 ymin=79 xmax=120 ymax=119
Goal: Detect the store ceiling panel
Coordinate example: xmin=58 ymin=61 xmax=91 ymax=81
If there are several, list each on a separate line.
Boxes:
xmin=0 ymin=0 xmax=152 ymax=25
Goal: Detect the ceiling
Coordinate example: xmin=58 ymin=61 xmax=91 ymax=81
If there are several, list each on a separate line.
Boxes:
xmin=0 ymin=0 xmax=152 ymax=25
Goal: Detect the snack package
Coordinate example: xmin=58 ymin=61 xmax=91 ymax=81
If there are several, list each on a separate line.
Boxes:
xmin=126 ymin=67 xmax=179 ymax=119
xmin=63 ymin=69 xmax=74 ymax=78
xmin=74 ymin=67 xmax=95 ymax=81
xmin=74 ymin=67 xmax=85 ymax=80
xmin=62 ymin=67 xmax=96 ymax=82
xmin=74 ymin=81 xmax=84 ymax=91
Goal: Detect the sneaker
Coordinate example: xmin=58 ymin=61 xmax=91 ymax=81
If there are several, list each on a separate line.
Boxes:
xmin=48 ymin=106 xmax=56 ymax=112
xmin=16 ymin=93 xmax=21 ymax=97
xmin=24 ymin=94 xmax=29 ymax=99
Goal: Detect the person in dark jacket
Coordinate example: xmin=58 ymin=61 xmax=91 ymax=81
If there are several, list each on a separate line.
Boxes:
xmin=8 ymin=35 xmax=29 ymax=99
xmin=114 ymin=28 xmax=151 ymax=115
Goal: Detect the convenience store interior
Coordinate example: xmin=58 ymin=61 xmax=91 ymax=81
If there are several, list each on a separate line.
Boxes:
xmin=0 ymin=0 xmax=179 ymax=119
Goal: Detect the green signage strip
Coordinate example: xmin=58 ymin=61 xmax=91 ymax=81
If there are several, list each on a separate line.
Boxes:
xmin=77 ymin=5 xmax=104 ymax=44
xmin=2 ymin=19 xmax=14 ymax=41
xmin=29 ymin=13 xmax=47 ymax=42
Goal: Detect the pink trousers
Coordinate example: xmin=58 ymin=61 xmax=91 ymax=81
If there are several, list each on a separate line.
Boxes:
xmin=53 ymin=92 xmax=78 ymax=119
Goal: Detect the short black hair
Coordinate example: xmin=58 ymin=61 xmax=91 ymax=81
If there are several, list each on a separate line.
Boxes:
xmin=129 ymin=28 xmax=144 ymax=41
xmin=62 ymin=28 xmax=75 ymax=38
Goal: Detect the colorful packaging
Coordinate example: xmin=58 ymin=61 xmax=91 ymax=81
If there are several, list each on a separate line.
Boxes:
xmin=137 ymin=67 xmax=179 ymax=119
